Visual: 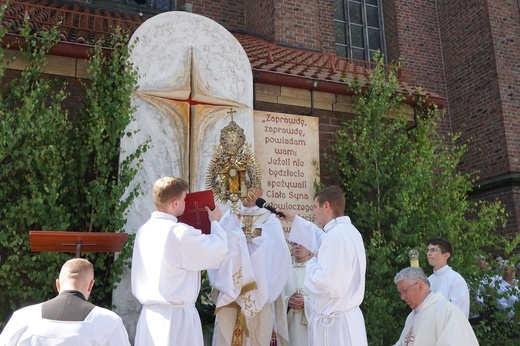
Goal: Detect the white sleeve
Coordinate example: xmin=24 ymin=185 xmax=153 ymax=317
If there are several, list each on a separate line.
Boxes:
xmin=288 ymin=215 xmax=324 ymax=254
xmin=105 ymin=318 xmax=131 ymax=346
xmin=304 ymin=229 xmax=358 ymax=297
xmin=177 ymin=221 xmax=228 ymax=271
xmin=449 ymin=275 xmax=470 ymax=318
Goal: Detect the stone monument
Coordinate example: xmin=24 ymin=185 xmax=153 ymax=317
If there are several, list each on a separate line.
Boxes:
xmin=114 ymin=11 xmax=253 ymax=341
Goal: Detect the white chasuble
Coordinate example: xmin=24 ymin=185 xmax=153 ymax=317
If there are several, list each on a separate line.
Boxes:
xmin=284 ymin=260 xmax=312 ymax=346
xmin=393 ymin=292 xmax=479 ymax=346
xmin=210 ymin=207 xmax=291 ymax=346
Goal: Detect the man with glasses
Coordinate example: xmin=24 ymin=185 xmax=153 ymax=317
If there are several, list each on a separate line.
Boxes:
xmin=393 ymin=267 xmax=478 ymax=345
xmin=426 ymin=238 xmax=470 ymax=318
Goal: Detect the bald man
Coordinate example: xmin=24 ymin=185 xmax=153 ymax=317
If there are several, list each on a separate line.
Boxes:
xmin=0 ymin=258 xmax=130 ymax=345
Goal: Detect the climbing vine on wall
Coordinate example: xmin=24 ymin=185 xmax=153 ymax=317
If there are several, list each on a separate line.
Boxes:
xmin=0 ymin=4 xmax=148 ymax=329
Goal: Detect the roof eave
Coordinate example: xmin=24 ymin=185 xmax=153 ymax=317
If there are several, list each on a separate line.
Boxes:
xmin=253 ymin=69 xmax=446 ymax=109
xmin=2 ymin=33 xmax=110 ymax=59
xmin=1 ymin=38 xmax=445 ymax=109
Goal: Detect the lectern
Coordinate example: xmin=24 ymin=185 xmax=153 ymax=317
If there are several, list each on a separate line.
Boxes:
xmin=30 ymin=231 xmax=128 ymax=258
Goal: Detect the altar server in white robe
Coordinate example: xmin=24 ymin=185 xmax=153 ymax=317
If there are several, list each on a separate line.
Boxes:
xmin=131 ymin=177 xmax=229 ymax=346
xmin=280 ymin=185 xmax=368 ymax=346
xmin=426 ymin=238 xmax=470 ymax=318
xmin=209 ymin=185 xmax=292 ymax=346
xmin=284 ymin=242 xmax=313 ymax=346
xmin=0 ymin=258 xmax=130 ymax=346
xmin=393 ymin=267 xmax=479 ymax=346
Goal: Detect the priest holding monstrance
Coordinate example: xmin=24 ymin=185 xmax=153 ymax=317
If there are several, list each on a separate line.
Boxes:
xmin=206 ymin=117 xmax=292 ymax=346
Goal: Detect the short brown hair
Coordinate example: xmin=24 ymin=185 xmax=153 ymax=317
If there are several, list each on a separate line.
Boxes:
xmin=153 ymin=177 xmax=189 ymax=209
xmin=427 ymin=238 xmax=453 ymax=262
xmin=315 ymin=185 xmax=345 ymax=217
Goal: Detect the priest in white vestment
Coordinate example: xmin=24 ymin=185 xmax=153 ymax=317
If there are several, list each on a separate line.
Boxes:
xmin=284 ymin=242 xmax=313 ymax=346
xmin=131 ymin=177 xmax=230 ymax=346
xmin=393 ymin=267 xmax=479 ymax=346
xmin=209 ymin=186 xmax=292 ymax=346
xmin=0 ymin=258 xmax=130 ymax=346
xmin=281 ymin=185 xmax=368 ymax=346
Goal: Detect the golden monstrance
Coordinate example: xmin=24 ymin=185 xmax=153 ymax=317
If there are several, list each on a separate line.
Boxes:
xmin=206 ymin=109 xmax=261 ymax=214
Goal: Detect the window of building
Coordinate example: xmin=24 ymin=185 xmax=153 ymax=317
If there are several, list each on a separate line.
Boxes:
xmin=93 ymin=0 xmax=174 ymax=13
xmin=334 ymin=0 xmax=385 ymax=61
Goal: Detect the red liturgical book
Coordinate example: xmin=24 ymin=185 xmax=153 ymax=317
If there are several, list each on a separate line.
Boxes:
xmin=178 ymin=190 xmax=215 ymax=234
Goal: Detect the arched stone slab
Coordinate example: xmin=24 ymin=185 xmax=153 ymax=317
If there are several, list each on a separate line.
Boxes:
xmin=114 ymin=11 xmax=254 ymax=342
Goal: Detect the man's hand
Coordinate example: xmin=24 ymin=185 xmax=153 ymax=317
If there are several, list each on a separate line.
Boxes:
xmin=288 ymin=291 xmax=304 ymax=310
xmin=276 ymin=209 xmax=295 ymax=222
xmin=206 ymin=206 xmax=222 ymax=223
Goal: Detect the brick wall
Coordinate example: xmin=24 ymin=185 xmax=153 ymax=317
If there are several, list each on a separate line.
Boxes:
xmin=437 ymin=0 xmax=504 ymax=178
xmin=194 ymin=0 xmax=335 ymax=54
xmin=487 ymin=0 xmax=520 ymax=175
xmin=272 ymin=0 xmax=334 ymax=52
xmin=489 ymin=0 xmax=520 ymax=239
xmin=245 ymin=0 xmax=275 ymax=38
xmin=437 ymin=0 xmax=520 ymax=237
xmin=382 ymin=0 xmax=450 ymax=134
xmin=190 ymin=0 xmax=246 ymax=32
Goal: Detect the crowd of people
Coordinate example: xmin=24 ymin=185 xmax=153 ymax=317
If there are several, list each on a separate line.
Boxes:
xmin=1 ymin=177 xmax=518 ymax=345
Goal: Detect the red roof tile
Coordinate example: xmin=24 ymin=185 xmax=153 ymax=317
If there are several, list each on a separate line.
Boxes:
xmin=1 ymin=0 xmax=445 ymax=107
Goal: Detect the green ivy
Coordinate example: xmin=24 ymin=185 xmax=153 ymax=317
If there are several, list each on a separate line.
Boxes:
xmin=328 ymin=52 xmax=519 ymax=345
xmin=0 ymin=6 xmax=147 ymax=330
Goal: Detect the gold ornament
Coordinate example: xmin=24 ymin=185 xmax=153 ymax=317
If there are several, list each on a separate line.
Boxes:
xmin=206 ymin=109 xmax=262 ymax=214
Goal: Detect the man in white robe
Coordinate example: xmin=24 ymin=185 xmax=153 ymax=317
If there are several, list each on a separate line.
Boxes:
xmin=284 ymin=242 xmax=313 ymax=346
xmin=281 ymin=185 xmax=368 ymax=346
xmin=131 ymin=177 xmax=229 ymax=346
xmin=476 ymin=260 xmax=520 ymax=322
xmin=209 ymin=186 xmax=291 ymax=346
xmin=426 ymin=238 xmax=470 ymax=318
xmin=393 ymin=267 xmax=479 ymax=346
xmin=0 ymin=258 xmax=130 ymax=346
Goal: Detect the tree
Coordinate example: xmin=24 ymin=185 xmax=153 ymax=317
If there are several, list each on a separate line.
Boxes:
xmin=0 ymin=4 xmax=148 ymax=329
xmin=328 ymin=53 xmax=519 ymax=345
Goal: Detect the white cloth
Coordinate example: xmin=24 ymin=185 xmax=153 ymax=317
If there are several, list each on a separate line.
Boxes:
xmin=284 ymin=260 xmax=311 ymax=346
xmin=428 ymin=265 xmax=470 ymax=318
xmin=288 ymin=215 xmax=368 ymax=346
xmin=393 ymin=292 xmax=479 ymax=346
xmin=0 ymin=304 xmax=129 ymax=346
xmin=131 ymin=211 xmax=228 ymax=346
xmin=210 ymin=207 xmax=292 ymax=346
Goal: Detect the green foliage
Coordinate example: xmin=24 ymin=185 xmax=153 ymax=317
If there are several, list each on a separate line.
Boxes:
xmin=328 ymin=53 xmax=518 ymax=345
xmin=0 ymin=11 xmax=146 ymax=330
xmin=469 ymin=265 xmax=520 ymax=346
xmin=196 ymin=270 xmax=216 ymax=338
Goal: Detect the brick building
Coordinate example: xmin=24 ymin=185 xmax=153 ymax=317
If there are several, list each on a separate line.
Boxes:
xmin=2 ymin=0 xmax=519 ymax=239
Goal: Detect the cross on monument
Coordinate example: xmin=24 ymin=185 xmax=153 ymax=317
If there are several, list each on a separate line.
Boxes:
xmin=133 ymin=54 xmax=246 ymax=190
xmin=137 ymin=52 xmax=244 ymax=120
